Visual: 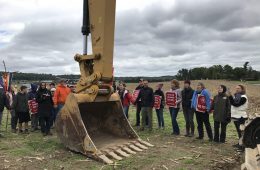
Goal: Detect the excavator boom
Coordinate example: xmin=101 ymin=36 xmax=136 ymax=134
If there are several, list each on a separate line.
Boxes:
xmin=55 ymin=0 xmax=153 ymax=164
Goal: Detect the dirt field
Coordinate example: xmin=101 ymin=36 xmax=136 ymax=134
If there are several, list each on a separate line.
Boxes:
xmin=0 ymin=80 xmax=259 ymax=170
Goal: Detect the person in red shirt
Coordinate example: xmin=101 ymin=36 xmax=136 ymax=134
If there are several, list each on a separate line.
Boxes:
xmin=118 ymin=83 xmax=132 ymax=119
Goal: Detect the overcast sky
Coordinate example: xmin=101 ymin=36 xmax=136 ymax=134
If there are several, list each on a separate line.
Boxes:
xmin=0 ymin=0 xmax=260 ymax=76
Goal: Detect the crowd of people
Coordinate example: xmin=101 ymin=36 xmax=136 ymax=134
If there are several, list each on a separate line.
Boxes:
xmin=117 ymin=79 xmax=248 ymax=151
xmin=0 ymin=78 xmax=248 ymax=151
xmin=0 ymin=79 xmax=71 ymax=136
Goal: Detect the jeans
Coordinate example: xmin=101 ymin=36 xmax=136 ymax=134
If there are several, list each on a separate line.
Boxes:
xmin=40 ymin=116 xmax=51 ymax=134
xmin=123 ymin=106 xmax=129 ymax=118
xmin=31 ymin=113 xmax=39 ymax=130
xmin=10 ymin=110 xmax=18 ymax=130
xmin=169 ymin=107 xmax=180 ymax=134
xmin=214 ymin=121 xmax=228 ymax=142
xmin=156 ymin=108 xmax=164 ymax=128
xmin=183 ymin=107 xmax=195 ymax=135
xmin=195 ymin=111 xmax=213 ymax=139
xmin=234 ymin=118 xmax=247 ymax=139
xmin=141 ymin=107 xmax=153 ymax=130
xmin=57 ymin=104 xmax=64 ymax=113
xmin=50 ymin=108 xmax=57 ymax=127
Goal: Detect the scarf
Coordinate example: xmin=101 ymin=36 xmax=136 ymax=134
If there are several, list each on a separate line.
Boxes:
xmin=234 ymin=93 xmax=242 ymax=104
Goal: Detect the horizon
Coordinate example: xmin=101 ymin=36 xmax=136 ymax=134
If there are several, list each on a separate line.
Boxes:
xmin=0 ymin=0 xmax=260 ymax=76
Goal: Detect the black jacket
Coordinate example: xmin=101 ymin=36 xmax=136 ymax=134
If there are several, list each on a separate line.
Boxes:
xmin=154 ymin=89 xmax=165 ymax=109
xmin=12 ymin=92 xmax=29 ymax=113
xmin=36 ymin=88 xmax=53 ymax=117
xmin=0 ymin=89 xmax=9 ymax=112
xmin=181 ymin=87 xmax=194 ymax=109
xmin=136 ymin=87 xmax=154 ymax=107
xmin=212 ymin=93 xmax=231 ymax=123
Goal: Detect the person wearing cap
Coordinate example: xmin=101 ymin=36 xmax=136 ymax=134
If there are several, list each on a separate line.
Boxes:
xmin=53 ymin=79 xmax=71 ymax=112
xmin=191 ymin=82 xmax=213 ymax=141
xmin=50 ymin=87 xmax=57 ymax=127
xmin=211 ymin=85 xmax=231 ymax=143
xmin=154 ymin=83 xmax=165 ymax=129
xmin=181 ymin=80 xmax=195 ymax=137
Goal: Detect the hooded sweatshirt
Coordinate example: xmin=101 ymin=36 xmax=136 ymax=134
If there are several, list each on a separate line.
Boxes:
xmin=28 ymin=84 xmax=38 ymax=114
xmin=53 ymin=84 xmax=71 ymax=106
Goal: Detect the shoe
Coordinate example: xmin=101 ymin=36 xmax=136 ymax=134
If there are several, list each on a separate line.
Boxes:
xmin=233 ymin=143 xmax=240 ymax=148
xmin=47 ymin=132 xmax=53 ymax=136
xmin=237 ymin=146 xmax=245 ymax=152
xmin=171 ymin=132 xmax=180 ymax=136
xmin=139 ymin=127 xmax=144 ymax=131
xmin=196 ymin=137 xmax=203 ymax=140
xmin=184 ymin=134 xmax=189 ymax=137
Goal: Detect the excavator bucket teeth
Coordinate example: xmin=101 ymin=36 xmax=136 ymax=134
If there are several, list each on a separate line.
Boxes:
xmin=55 ymin=93 xmax=153 ymax=163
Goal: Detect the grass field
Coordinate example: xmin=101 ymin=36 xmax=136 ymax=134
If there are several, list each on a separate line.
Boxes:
xmin=0 ymin=80 xmax=259 ymax=170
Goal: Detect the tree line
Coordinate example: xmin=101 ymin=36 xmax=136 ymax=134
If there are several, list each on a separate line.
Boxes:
xmin=1 ymin=62 xmax=259 ymax=82
xmin=176 ymin=62 xmax=260 ymax=81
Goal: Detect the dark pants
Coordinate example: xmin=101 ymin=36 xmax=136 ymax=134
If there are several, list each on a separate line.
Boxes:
xmin=10 ymin=110 xmax=18 ymax=130
xmin=169 ymin=107 xmax=180 ymax=134
xmin=156 ymin=108 xmax=164 ymax=128
xmin=195 ymin=111 xmax=213 ymax=139
xmin=40 ymin=116 xmax=51 ymax=134
xmin=136 ymin=103 xmax=142 ymax=126
xmin=136 ymin=103 xmax=148 ymax=126
xmin=141 ymin=107 xmax=153 ymax=130
xmin=31 ymin=113 xmax=39 ymax=130
xmin=214 ymin=121 xmax=227 ymax=142
xmin=183 ymin=107 xmax=195 ymax=135
xmin=234 ymin=118 xmax=247 ymax=139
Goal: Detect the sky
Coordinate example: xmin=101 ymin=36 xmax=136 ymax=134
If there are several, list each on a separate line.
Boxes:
xmin=0 ymin=0 xmax=260 ymax=76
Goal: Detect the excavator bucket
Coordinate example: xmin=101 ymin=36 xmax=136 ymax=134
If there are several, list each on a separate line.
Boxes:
xmin=55 ymin=93 xmax=154 ymax=164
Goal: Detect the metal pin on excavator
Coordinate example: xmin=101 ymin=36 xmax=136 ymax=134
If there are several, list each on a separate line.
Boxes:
xmin=55 ymin=0 xmax=153 ymax=164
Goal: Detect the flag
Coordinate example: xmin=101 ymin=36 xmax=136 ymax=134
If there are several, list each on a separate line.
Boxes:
xmin=1 ymin=72 xmax=13 ymax=92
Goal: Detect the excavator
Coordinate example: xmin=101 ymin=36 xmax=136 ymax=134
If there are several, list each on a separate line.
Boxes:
xmin=242 ymin=117 xmax=260 ymax=169
xmin=55 ymin=0 xmax=153 ymax=164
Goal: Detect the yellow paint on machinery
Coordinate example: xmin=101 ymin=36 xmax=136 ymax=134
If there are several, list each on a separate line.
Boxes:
xmin=55 ymin=0 xmax=153 ymax=164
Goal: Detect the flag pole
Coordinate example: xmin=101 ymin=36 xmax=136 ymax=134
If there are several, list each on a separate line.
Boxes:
xmin=2 ymin=60 xmax=9 ymax=132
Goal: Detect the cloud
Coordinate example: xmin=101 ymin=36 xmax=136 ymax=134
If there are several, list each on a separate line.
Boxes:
xmin=0 ymin=0 xmax=260 ymax=77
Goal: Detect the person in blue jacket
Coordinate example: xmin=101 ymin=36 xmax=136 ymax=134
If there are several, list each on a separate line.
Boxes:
xmin=191 ymin=82 xmax=213 ymax=141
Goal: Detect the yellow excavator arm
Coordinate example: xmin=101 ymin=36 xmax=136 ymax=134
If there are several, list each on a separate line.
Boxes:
xmin=55 ymin=0 xmax=153 ymax=164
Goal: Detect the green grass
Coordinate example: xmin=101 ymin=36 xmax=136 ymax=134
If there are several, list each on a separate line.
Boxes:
xmin=0 ymin=107 xmax=240 ymax=170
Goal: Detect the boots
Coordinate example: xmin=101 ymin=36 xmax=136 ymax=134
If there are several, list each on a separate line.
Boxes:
xmin=185 ymin=127 xmax=190 ymax=137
